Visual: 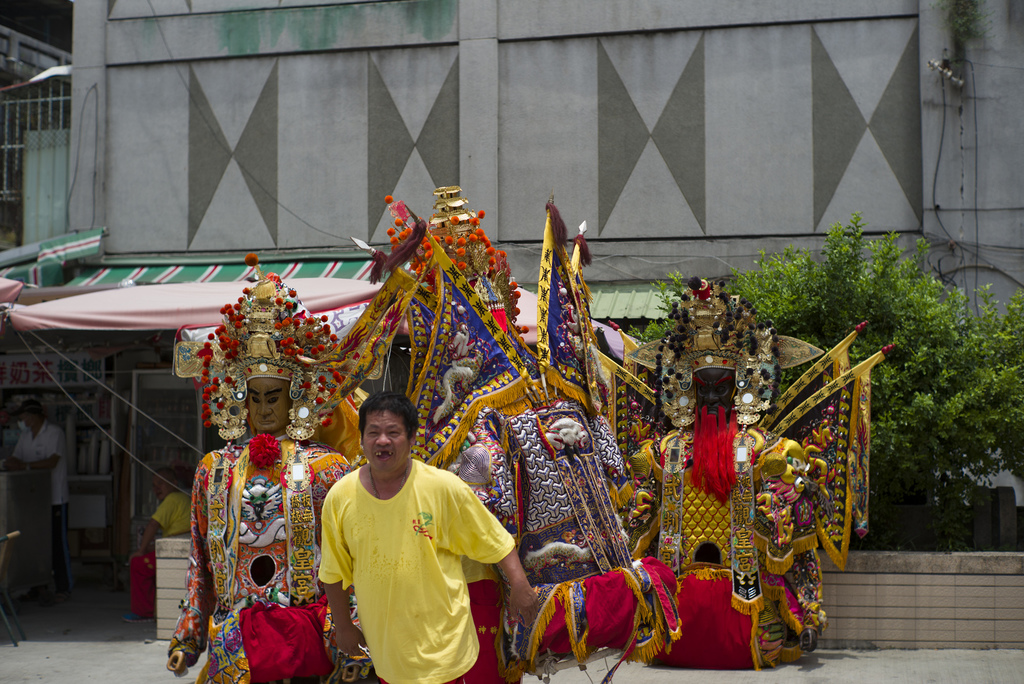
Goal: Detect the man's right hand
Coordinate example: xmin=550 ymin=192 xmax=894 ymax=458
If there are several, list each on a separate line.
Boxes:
xmin=167 ymin=651 xmax=187 ymax=676
xmin=335 ymin=622 xmax=367 ymax=659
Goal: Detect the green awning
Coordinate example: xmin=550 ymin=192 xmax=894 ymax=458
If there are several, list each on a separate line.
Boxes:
xmin=0 ymin=228 xmax=106 ymax=287
xmin=0 ymin=260 xmax=64 ymax=287
xmin=66 ymin=259 xmax=373 ymax=287
xmin=587 ymin=283 xmax=667 ymax=320
xmin=38 ymin=228 xmax=105 ymax=263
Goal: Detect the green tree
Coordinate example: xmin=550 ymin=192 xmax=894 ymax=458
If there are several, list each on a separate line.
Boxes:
xmin=637 ymin=214 xmax=1024 ymax=549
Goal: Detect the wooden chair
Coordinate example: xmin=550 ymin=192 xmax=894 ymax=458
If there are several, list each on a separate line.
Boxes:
xmin=0 ymin=530 xmax=27 ymax=646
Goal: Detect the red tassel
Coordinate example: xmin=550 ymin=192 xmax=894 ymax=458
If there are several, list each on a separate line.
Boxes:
xmin=692 ymin=406 xmax=737 ymax=503
xmin=573 ymin=233 xmax=592 ymax=267
xmin=368 ymin=250 xmax=387 ymax=284
xmin=546 ymin=201 xmax=567 ymax=246
xmin=384 ymin=218 xmax=428 ymax=273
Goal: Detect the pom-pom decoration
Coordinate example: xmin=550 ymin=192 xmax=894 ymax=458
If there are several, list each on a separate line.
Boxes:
xmin=248 ymin=433 xmax=281 ymax=468
xmin=380 ymin=186 xmax=524 ymax=330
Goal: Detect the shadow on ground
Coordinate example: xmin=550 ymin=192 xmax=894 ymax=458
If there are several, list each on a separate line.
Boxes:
xmin=2 ymin=563 xmax=152 ymax=646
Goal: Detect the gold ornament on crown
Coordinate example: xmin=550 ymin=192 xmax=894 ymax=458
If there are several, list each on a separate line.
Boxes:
xmin=645 ymin=279 xmax=781 ymax=429
xmin=173 ymin=254 xmax=342 ymax=441
xmin=384 ymin=185 xmax=526 ymax=334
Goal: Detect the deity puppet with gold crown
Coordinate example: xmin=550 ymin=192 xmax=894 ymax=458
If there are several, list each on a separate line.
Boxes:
xmin=165 ymin=254 xmax=396 ymax=684
xmin=620 ymin=277 xmax=890 ymax=669
xmin=370 ymin=188 xmax=681 ymax=682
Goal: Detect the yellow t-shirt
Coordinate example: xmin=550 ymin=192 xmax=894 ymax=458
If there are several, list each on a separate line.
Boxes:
xmin=319 ymin=459 xmax=514 ymax=684
xmin=152 ymin=491 xmax=191 ymax=538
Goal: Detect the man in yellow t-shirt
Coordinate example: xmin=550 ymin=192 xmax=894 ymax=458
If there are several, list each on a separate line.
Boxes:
xmin=123 ymin=467 xmax=190 ymax=622
xmin=320 ymin=392 xmax=539 ymax=684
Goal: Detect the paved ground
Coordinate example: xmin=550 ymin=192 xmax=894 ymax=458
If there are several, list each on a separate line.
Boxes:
xmin=2 ymin=572 xmax=1022 ymax=683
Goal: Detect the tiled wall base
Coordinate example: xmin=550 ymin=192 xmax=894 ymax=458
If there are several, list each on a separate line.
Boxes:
xmin=819 ymin=551 xmax=1024 ymax=649
xmin=155 ymin=536 xmax=190 ymax=641
xmin=156 ymin=540 xmax=1024 ymax=649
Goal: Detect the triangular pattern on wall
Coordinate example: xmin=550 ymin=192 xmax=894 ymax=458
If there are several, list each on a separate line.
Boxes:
xmin=818 ymin=131 xmax=921 ymax=231
xmin=814 ymin=21 xmax=921 ymax=228
xmin=598 ymin=36 xmax=706 ymax=235
xmin=367 ymin=58 xmax=416 ymax=240
xmin=188 ymin=61 xmax=280 ymax=248
xmin=187 ymin=67 xmax=232 ymax=247
xmin=869 ymin=26 xmax=922 ymax=223
xmin=597 ymin=42 xmax=649 ymax=235
xmin=416 ymin=57 xmax=460 ymax=190
xmin=811 ymin=28 xmax=867 ymax=230
xmin=366 ymin=52 xmax=459 ymax=240
xmin=813 ymin=20 xmax=917 ymax=121
xmin=235 ymin=62 xmax=279 ymax=244
xmin=652 ymin=34 xmax=706 ymax=233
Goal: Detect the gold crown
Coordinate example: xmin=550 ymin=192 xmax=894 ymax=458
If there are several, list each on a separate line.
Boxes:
xmin=175 ymin=254 xmax=342 ymax=441
xmin=655 ymin=278 xmax=780 ymax=428
xmin=385 ymin=186 xmax=526 ymax=334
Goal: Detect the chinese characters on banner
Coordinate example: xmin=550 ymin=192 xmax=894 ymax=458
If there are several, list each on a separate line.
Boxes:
xmin=0 ymin=353 xmax=104 ymax=387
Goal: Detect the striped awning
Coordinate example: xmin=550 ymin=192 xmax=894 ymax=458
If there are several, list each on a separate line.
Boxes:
xmin=0 ymin=228 xmax=106 ymax=287
xmin=38 ymin=228 xmax=105 ymax=263
xmin=66 ymin=259 xmax=373 ymax=287
xmin=0 ymin=259 xmax=63 ymax=287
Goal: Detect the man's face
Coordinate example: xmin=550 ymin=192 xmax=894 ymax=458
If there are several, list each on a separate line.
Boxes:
xmin=361 ymin=410 xmax=412 ymax=478
xmin=694 ymin=367 xmax=736 ymax=412
xmin=247 ymin=376 xmax=292 ymax=438
xmin=18 ymin=412 xmax=43 ymax=432
xmin=152 ymin=474 xmax=174 ymax=501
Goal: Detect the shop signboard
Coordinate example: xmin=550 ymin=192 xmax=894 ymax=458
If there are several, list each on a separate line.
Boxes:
xmin=0 ymin=352 xmax=102 ymax=387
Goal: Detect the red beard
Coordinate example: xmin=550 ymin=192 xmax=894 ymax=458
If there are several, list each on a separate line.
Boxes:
xmin=691 ymin=405 xmax=738 ymax=502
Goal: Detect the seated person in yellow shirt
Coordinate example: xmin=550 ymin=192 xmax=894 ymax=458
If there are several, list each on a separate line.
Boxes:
xmin=123 ymin=467 xmax=190 ymax=622
xmin=319 ymin=392 xmax=539 ymax=684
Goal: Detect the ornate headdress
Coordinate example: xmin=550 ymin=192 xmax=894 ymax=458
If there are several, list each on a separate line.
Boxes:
xmin=174 ymin=254 xmax=342 ymax=441
xmin=381 ymin=186 xmax=527 ymax=335
xmin=635 ymin=278 xmax=821 ymax=429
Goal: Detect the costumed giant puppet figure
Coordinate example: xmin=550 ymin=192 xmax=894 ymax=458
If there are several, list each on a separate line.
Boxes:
xmin=620 ymin=277 xmax=891 ymax=669
xmin=368 ymin=188 xmax=680 ymax=682
xmin=167 ymin=255 xmax=389 ymax=683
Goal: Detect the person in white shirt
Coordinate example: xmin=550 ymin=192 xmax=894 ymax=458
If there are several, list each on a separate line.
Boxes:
xmin=6 ymin=399 xmax=72 ymax=602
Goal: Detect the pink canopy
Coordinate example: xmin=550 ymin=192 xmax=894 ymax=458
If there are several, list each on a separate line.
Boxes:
xmin=9 ymin=279 xmax=382 ymax=332
xmin=8 ymin=277 xmax=542 ymax=344
xmin=0 ymin=277 xmax=24 ymax=304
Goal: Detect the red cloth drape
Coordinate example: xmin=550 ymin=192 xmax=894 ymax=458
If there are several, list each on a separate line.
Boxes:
xmin=129 ymin=552 xmax=156 ymax=617
xmin=239 ymin=596 xmax=334 ymax=681
xmin=541 ymin=559 xmax=677 ymax=654
xmin=656 ymin=572 xmax=753 ymax=669
xmin=465 ymin=580 xmax=516 ymax=684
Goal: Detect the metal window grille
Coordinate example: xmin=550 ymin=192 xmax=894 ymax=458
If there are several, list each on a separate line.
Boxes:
xmin=0 ymin=76 xmax=71 ymax=245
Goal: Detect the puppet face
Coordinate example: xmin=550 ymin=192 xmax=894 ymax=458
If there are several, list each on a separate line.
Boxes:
xmin=247 ymin=376 xmax=292 ymax=438
xmin=694 ymin=367 xmax=736 ymax=413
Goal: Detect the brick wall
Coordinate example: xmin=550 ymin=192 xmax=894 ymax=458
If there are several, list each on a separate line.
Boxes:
xmin=154 ymin=541 xmax=1024 ymax=649
xmin=820 ymin=551 xmax=1024 ymax=649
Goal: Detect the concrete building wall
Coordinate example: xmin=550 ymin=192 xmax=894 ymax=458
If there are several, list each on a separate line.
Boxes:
xmin=919 ymin=3 xmax=1024 ymax=309
xmin=70 ymin=0 xmax=1022 ymax=299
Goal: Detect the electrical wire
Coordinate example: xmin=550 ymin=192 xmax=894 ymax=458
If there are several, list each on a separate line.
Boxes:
xmin=65 ymin=82 xmax=99 ymax=231
xmin=929 ymin=74 xmax=966 ymax=291
xmin=969 ymin=61 xmax=1024 ymax=72
xmin=17 ymin=326 xmax=205 ymax=459
xmin=14 ymin=329 xmax=188 ymax=495
xmin=965 ymin=58 xmax=980 ymax=313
